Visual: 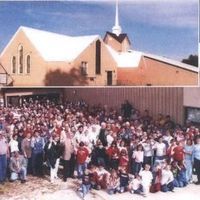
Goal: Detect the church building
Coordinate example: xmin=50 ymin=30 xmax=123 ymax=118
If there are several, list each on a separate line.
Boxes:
xmin=0 ymin=0 xmax=198 ymax=86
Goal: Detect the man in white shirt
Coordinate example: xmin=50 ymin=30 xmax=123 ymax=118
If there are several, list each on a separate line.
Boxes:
xmin=87 ymin=125 xmax=99 ymax=148
xmin=9 ymin=134 xmax=19 ymax=154
xmin=73 ymin=125 xmax=85 ymax=148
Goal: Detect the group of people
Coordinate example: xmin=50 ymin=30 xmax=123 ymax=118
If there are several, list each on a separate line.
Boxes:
xmin=0 ymin=98 xmax=200 ymax=199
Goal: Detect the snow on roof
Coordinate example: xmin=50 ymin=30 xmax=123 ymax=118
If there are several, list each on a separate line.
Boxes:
xmin=106 ymin=45 xmax=142 ymax=68
xmin=20 ymin=26 xmax=99 ymax=62
xmin=143 ymin=52 xmax=199 ymax=73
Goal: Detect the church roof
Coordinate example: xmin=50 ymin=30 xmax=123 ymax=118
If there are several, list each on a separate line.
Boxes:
xmin=107 ymin=45 xmax=198 ymax=73
xmin=104 ymin=31 xmax=131 ymax=44
xmin=143 ymin=53 xmax=199 ymax=73
xmin=106 ymin=45 xmax=141 ymax=68
xmin=2 ymin=26 xmax=100 ymax=62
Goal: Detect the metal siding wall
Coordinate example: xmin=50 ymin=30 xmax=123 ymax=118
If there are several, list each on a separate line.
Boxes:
xmin=64 ymin=87 xmax=184 ymax=124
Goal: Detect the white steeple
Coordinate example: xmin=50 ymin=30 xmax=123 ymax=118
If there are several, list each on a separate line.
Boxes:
xmin=112 ymin=0 xmax=122 ymax=36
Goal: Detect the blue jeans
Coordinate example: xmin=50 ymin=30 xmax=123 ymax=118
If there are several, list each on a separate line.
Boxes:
xmin=185 ymin=159 xmax=193 ymax=182
xmin=81 ymin=184 xmax=91 ymax=197
xmin=10 ymin=167 xmax=26 ymax=181
xmin=161 ymin=182 xmax=174 ymax=192
xmin=77 ymin=163 xmax=87 ymax=178
xmin=173 ymin=178 xmax=179 ymax=187
xmin=107 ymin=187 xmax=119 ymax=195
xmin=0 ymin=154 xmax=7 ymax=182
xmin=154 ymin=156 xmax=165 ymax=166
xmin=132 ymin=162 xmax=142 ymax=175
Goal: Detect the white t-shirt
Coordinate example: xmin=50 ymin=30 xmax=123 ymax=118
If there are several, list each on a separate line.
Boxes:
xmin=139 ymin=170 xmax=153 ymax=186
xmin=163 ymin=135 xmax=173 ymax=145
xmin=107 ymin=135 xmax=114 ymax=147
xmin=130 ymin=178 xmax=141 ymax=190
xmin=155 ymin=142 xmax=166 ymax=156
xmin=142 ymin=143 xmax=153 ymax=157
xmin=132 ymin=151 xmax=144 ymax=163
xmin=9 ymin=139 xmax=19 ymax=153
xmin=161 ymin=169 xmax=174 ymax=185
xmin=73 ymin=132 xmax=85 ymax=145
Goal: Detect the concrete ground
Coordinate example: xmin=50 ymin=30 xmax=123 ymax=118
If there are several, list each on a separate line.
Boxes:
xmin=0 ymin=176 xmax=199 ymax=200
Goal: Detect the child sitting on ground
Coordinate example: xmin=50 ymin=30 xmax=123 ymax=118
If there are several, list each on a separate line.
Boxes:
xmin=88 ymin=165 xmax=98 ymax=190
xmin=150 ymin=163 xmax=162 ymax=193
xmin=139 ymin=164 xmax=153 ymax=197
xmin=95 ymin=164 xmax=110 ymax=190
xmin=129 ymin=174 xmax=143 ymax=195
xmin=107 ymin=169 xmax=120 ymax=195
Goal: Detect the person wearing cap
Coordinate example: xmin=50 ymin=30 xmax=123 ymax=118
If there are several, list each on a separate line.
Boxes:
xmin=0 ymin=131 xmax=9 ymax=184
xmin=9 ymin=151 xmax=27 ymax=183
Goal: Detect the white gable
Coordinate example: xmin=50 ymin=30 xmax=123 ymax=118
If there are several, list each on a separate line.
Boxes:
xmin=106 ymin=45 xmax=142 ymax=68
xmin=19 ymin=26 xmax=99 ymax=62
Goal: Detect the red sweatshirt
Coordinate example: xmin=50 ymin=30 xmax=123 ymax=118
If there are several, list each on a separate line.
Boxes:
xmin=106 ymin=147 xmax=120 ymax=159
xmin=76 ymin=147 xmax=89 ymax=164
xmin=173 ymin=146 xmax=184 ymax=162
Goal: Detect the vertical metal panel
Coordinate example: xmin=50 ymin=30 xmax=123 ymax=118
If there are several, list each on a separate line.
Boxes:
xmin=64 ymin=87 xmax=184 ymax=124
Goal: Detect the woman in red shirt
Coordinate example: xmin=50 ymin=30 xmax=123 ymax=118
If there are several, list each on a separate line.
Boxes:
xmin=107 ymin=141 xmax=120 ymax=170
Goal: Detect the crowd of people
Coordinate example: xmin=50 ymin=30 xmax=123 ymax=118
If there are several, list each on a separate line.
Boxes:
xmin=0 ymin=98 xmax=200 ymax=199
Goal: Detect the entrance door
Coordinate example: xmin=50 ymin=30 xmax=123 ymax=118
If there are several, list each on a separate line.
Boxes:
xmin=107 ymin=71 xmax=113 ymax=86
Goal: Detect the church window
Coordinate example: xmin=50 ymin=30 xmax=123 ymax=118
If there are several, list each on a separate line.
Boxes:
xmin=95 ymin=40 xmax=101 ymax=74
xmin=80 ymin=61 xmax=88 ymax=76
xmin=26 ymin=55 xmax=31 ymax=74
xmin=18 ymin=45 xmax=23 ymax=74
xmin=12 ymin=56 xmax=16 ymax=74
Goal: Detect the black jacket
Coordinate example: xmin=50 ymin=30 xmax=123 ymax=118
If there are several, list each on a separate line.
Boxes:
xmin=44 ymin=141 xmax=62 ymax=168
xmin=98 ymin=128 xmax=108 ymax=147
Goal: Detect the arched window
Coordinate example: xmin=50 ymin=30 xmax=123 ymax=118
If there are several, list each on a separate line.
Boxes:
xmin=12 ymin=56 xmax=16 ymax=74
xmin=26 ymin=55 xmax=30 ymax=74
xmin=18 ymin=45 xmax=23 ymax=74
xmin=95 ymin=40 xmax=101 ymax=74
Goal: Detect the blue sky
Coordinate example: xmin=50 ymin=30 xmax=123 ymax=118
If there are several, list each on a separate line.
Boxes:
xmin=0 ymin=0 xmax=198 ymax=61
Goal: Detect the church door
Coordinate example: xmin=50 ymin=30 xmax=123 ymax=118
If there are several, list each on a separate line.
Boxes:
xmin=107 ymin=71 xmax=113 ymax=86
